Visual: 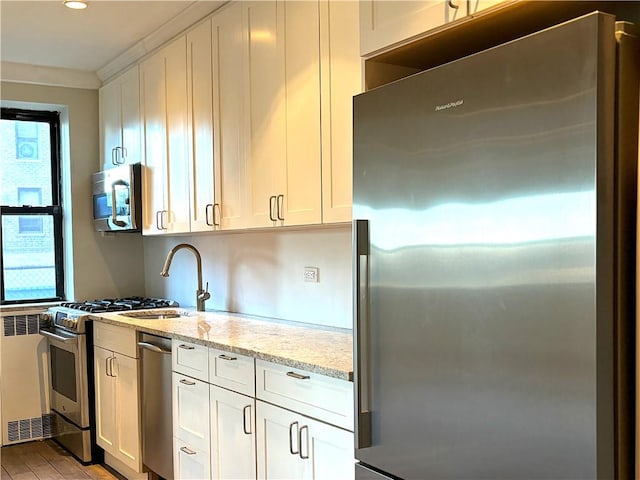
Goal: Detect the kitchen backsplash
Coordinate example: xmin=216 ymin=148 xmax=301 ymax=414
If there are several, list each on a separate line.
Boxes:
xmin=143 ymin=225 xmax=352 ymax=329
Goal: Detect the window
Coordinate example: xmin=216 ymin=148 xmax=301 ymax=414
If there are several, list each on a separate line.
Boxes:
xmin=0 ymin=108 xmax=64 ymax=304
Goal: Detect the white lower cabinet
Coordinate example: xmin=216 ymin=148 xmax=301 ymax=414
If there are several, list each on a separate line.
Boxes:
xmin=173 ymin=372 xmax=210 ymax=450
xmin=172 ymin=340 xmax=353 ymax=480
xmin=210 ymin=385 xmax=256 ymax=480
xmin=93 ymin=323 xmax=142 ymax=474
xmin=174 ymin=440 xmax=212 ymax=480
xmin=256 ymin=400 xmax=354 ymax=480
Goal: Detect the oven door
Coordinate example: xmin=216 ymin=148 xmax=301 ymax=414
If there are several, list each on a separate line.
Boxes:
xmin=40 ymin=327 xmax=89 ymax=428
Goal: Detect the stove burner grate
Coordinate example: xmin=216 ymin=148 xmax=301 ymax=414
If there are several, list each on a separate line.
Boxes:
xmin=61 ymin=296 xmax=177 ymax=313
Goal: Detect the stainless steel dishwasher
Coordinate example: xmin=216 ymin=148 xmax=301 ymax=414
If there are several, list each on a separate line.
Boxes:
xmin=138 ymin=333 xmax=173 ymax=479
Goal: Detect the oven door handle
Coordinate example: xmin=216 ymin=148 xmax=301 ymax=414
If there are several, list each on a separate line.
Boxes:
xmin=40 ymin=328 xmax=78 ymax=344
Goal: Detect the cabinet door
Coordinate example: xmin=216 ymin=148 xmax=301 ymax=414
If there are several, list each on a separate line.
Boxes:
xmin=94 ymin=346 xmax=116 ymax=454
xmin=256 ymin=401 xmax=306 ymax=480
xmin=244 ymin=0 xmax=286 ymax=228
xmin=119 ymin=66 xmax=143 ymax=166
xmin=279 ymin=0 xmax=322 ymax=227
xmin=320 ymin=0 xmax=361 ymax=223
xmin=188 ymin=20 xmax=217 ymax=233
xmin=303 ymin=415 xmax=354 ymax=480
xmin=359 ymin=1 xmax=464 ymax=56
xmin=99 ymin=80 xmax=122 ymax=170
xmin=210 ymin=385 xmax=256 ymax=480
xmin=212 ymin=2 xmax=247 ymax=230
xmin=173 ymin=373 xmax=210 ymax=450
xmin=174 ymin=439 xmax=212 ymax=480
xmin=113 ymin=353 xmax=142 ymax=472
xmin=141 ymin=50 xmax=168 ymax=235
xmin=164 ymin=36 xmax=191 ymax=234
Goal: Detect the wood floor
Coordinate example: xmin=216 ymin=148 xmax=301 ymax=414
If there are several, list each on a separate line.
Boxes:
xmin=1 ymin=440 xmax=118 ymax=480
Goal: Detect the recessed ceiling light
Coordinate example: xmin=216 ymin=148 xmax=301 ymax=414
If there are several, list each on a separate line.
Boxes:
xmin=64 ymin=0 xmax=88 ymax=10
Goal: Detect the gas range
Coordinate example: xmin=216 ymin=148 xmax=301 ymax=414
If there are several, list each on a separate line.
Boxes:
xmin=45 ymin=297 xmax=178 ymax=334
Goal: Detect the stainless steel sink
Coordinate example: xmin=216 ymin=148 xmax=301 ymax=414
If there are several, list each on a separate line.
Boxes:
xmin=119 ymin=309 xmax=192 ymax=320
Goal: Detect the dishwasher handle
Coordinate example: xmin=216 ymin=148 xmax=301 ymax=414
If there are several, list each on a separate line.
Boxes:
xmin=138 ymin=341 xmax=172 ymax=354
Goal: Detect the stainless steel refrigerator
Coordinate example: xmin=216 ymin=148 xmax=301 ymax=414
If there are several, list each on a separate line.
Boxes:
xmin=352 ymin=12 xmax=639 ymax=480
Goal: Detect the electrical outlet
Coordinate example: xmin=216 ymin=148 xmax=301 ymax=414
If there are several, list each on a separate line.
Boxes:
xmin=304 ymin=267 xmax=319 ymax=283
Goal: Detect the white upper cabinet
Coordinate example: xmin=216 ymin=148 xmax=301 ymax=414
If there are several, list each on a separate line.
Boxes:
xmin=188 ymin=19 xmax=218 ymax=233
xmin=212 ymin=2 xmax=246 ymax=231
xmin=320 ymin=0 xmax=361 ymax=223
xmin=128 ymin=0 xmax=361 ymax=233
xmin=141 ymin=36 xmax=191 ymax=235
xmin=243 ymin=0 xmax=287 ymax=228
xmin=359 ymin=0 xmax=466 ymax=56
xmin=242 ymin=0 xmax=357 ymax=228
xmin=99 ymin=66 xmax=143 ymax=170
xmin=279 ymin=0 xmax=323 ymax=227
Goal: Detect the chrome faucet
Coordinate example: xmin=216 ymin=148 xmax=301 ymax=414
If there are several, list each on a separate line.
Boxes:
xmin=160 ymin=243 xmax=211 ymax=311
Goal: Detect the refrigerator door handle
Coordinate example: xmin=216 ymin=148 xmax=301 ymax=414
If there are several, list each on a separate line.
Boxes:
xmin=353 ymin=219 xmax=372 ymax=449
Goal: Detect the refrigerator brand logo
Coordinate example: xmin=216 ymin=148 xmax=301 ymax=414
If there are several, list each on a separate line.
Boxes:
xmin=435 ymin=99 xmax=464 ymax=111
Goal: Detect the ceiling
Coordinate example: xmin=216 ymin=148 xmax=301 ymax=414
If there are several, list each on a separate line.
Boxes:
xmin=0 ymin=1 xmax=221 ymax=74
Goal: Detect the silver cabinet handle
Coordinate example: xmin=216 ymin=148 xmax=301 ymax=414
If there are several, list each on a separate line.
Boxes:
xmin=269 ymin=195 xmax=277 ymax=222
xmin=106 ymin=356 xmax=112 ymax=377
xmin=353 ymin=219 xmax=372 ymax=449
xmin=179 ymin=378 xmax=196 ymax=386
xmin=286 ymin=371 xmax=310 ymax=380
xmin=213 ymin=203 xmax=221 ymax=227
xmin=448 ymin=0 xmax=459 ymax=8
xmin=161 ymin=210 xmax=168 ymax=230
xmin=113 ymin=146 xmax=125 ymax=165
xmin=180 ymin=446 xmax=196 ymax=455
xmin=179 ymin=344 xmax=195 ymax=350
xmin=155 ymin=210 xmax=162 ymax=231
xmin=205 ymin=203 xmax=214 ymax=227
xmin=111 ymin=147 xmax=118 ymax=166
xmin=138 ymin=341 xmax=171 ymax=354
xmin=218 ymin=354 xmax=237 ymax=361
xmin=276 ymin=194 xmax=284 ymax=221
xmin=242 ymin=404 xmax=252 ymax=435
xmin=298 ymin=425 xmax=309 ymax=460
xmin=109 ymin=356 xmax=117 ymax=378
xmin=288 ymin=421 xmax=299 ymax=455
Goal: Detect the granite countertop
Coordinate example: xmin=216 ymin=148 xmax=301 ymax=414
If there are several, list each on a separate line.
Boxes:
xmin=90 ymin=309 xmax=353 ymax=382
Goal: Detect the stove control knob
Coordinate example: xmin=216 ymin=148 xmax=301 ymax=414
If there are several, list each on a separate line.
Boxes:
xmin=40 ymin=313 xmax=52 ymax=323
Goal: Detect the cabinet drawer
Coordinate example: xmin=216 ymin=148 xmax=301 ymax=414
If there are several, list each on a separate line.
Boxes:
xmin=173 ymin=437 xmax=211 ymax=480
xmin=208 ymin=348 xmax=255 ymax=396
xmin=172 ymin=339 xmax=209 ymax=381
xmin=93 ymin=322 xmax=137 ymax=358
xmin=173 ymin=373 xmax=210 ymax=450
xmin=256 ymin=360 xmax=353 ymax=431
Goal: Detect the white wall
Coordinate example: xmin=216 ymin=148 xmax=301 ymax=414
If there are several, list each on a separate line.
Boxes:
xmin=1 ymin=81 xmax=146 ymax=301
xmin=143 ymin=225 xmax=353 ymax=329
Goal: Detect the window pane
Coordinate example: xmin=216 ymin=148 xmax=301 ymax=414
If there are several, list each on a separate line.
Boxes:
xmin=2 ymin=215 xmax=57 ymax=301
xmin=0 ymin=119 xmax=52 ymax=204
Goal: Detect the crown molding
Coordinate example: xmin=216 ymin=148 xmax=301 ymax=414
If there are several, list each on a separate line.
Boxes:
xmin=0 ymin=61 xmax=101 ymax=89
xmin=97 ymin=0 xmax=226 ymax=83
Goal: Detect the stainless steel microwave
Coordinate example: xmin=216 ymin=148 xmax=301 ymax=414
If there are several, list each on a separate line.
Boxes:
xmin=92 ymin=163 xmax=142 ymax=232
